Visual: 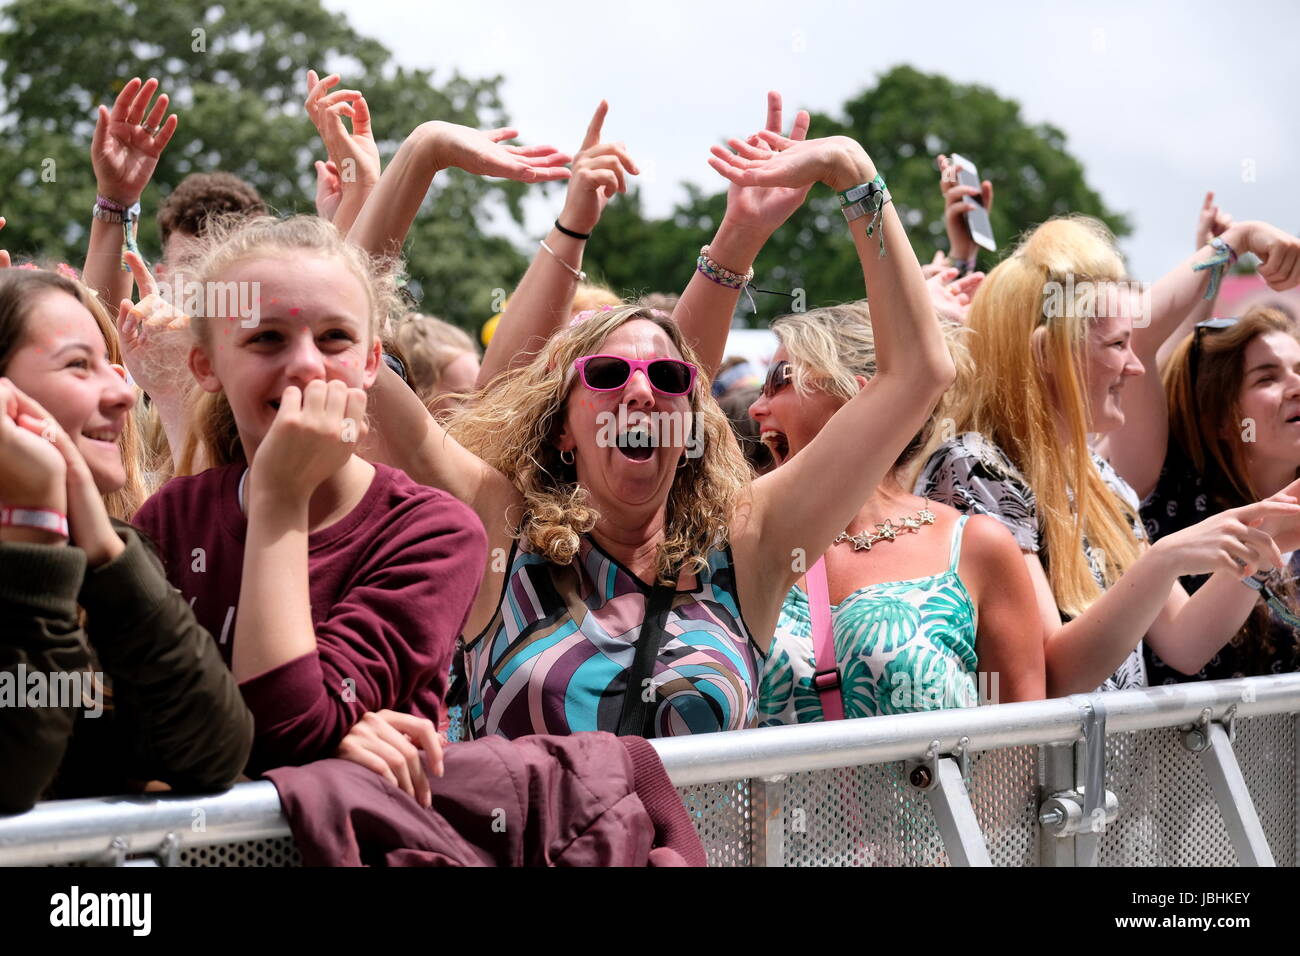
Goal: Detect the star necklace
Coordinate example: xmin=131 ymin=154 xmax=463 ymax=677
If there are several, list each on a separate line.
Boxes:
xmin=833 ymin=508 xmax=936 ymax=551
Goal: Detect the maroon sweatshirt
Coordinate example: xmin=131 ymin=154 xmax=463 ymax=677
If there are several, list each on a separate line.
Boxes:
xmin=133 ymin=462 xmax=487 ymax=771
xmin=266 ymin=733 xmax=706 ymax=866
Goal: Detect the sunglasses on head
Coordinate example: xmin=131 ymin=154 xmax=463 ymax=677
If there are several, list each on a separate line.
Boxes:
xmin=762 ymin=360 xmax=793 ymax=398
xmin=1189 ymin=316 xmax=1239 ymax=394
xmin=573 ymin=354 xmax=697 ymax=396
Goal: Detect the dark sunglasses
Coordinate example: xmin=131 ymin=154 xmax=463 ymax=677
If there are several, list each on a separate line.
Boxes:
xmin=763 ymin=360 xmax=793 ymax=398
xmin=1189 ymin=317 xmax=1239 ymax=395
xmin=573 ymin=354 xmax=697 ymax=396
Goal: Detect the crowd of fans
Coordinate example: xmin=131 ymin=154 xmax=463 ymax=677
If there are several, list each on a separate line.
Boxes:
xmin=3 ymin=73 xmax=1300 ymax=819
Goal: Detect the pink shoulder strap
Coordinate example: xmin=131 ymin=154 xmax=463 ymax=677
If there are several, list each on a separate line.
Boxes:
xmin=805 ymin=557 xmax=844 ymax=721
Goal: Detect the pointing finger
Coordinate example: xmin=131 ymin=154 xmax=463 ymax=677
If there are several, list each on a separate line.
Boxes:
xmin=581 ymin=99 xmax=608 ymax=152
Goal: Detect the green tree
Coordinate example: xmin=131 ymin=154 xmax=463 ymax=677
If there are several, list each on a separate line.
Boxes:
xmin=0 ymin=0 xmax=537 ymax=328
xmin=594 ymin=65 xmax=1131 ymax=326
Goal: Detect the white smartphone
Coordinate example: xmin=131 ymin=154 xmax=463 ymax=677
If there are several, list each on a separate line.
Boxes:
xmin=950 ymin=153 xmax=996 ymax=253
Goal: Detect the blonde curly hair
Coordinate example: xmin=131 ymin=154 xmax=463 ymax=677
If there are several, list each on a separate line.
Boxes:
xmin=449 ymin=305 xmax=752 ymax=584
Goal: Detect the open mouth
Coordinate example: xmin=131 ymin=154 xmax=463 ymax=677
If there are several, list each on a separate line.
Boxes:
xmin=616 ymin=430 xmax=656 ymax=462
xmin=761 ymin=429 xmax=790 ymax=465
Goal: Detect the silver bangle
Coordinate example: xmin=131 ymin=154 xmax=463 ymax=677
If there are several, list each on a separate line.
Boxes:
xmin=539 ymin=240 xmax=586 ymax=282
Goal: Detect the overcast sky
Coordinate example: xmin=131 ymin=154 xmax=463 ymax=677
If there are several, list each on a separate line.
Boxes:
xmin=325 ymin=0 xmax=1298 ymax=283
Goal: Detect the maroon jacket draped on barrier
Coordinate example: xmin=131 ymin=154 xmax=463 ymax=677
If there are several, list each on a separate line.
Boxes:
xmin=265 ymin=732 xmax=706 ymax=867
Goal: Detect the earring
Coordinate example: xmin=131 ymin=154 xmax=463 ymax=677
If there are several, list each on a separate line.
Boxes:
xmin=560 ymin=449 xmax=575 ymax=465
xmin=677 ymin=455 xmax=689 ymax=469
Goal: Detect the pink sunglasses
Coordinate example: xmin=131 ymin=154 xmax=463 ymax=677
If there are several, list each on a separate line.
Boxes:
xmin=573 ymin=354 xmax=698 ymax=396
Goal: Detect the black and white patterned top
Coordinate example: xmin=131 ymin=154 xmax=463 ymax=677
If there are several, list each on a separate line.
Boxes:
xmin=1140 ymin=439 xmax=1300 ymax=682
xmin=915 ymin=431 xmax=1149 ymax=692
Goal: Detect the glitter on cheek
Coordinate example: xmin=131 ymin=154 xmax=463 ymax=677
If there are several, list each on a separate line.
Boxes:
xmin=290 ymin=307 xmax=301 ymax=317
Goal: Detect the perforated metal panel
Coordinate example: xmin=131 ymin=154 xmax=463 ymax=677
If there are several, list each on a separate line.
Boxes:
xmin=969 ymin=746 xmax=1040 ymax=867
xmin=676 ymin=779 xmax=752 ymax=867
xmin=779 ymin=762 xmax=946 ymax=866
xmin=1234 ymin=713 xmax=1296 ymax=865
xmin=1097 ymin=717 xmax=1295 ymax=867
xmin=1099 ymin=727 xmax=1232 ymax=866
xmin=178 ymin=836 xmax=302 ymax=867
xmin=742 ymin=746 xmax=1038 ymax=867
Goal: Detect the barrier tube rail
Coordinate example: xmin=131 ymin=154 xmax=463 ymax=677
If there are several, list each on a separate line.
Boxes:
xmin=1 ymin=675 xmax=1297 ymax=867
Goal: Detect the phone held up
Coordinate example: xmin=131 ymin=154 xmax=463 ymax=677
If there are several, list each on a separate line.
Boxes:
xmin=950 ymin=153 xmax=996 ymax=253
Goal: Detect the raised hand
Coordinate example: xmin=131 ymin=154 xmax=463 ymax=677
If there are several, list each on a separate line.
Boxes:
xmin=937 ymin=154 xmax=993 ymax=263
xmin=335 ymin=710 xmax=445 ymax=807
xmin=558 ymin=100 xmax=639 ymax=235
xmin=427 ymin=122 xmax=572 ymax=183
xmin=313 ymin=159 xmax=344 ymax=222
xmin=249 ymin=379 xmax=368 ymax=502
xmin=716 ymin=91 xmax=814 ymax=236
xmin=1196 ymin=191 xmax=1233 ymax=251
xmin=926 ymin=267 xmax=984 ymax=324
xmin=116 ymin=252 xmax=191 ymax=397
xmin=709 ymin=130 xmax=875 ymax=194
xmin=921 ymin=249 xmax=952 ymax=280
xmin=91 ymin=77 xmax=179 ymax=206
xmin=1241 ymin=221 xmax=1300 ymax=291
xmin=305 ymin=70 xmax=381 ymax=193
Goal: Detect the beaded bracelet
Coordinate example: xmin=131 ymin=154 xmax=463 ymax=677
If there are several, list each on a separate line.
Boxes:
xmin=1192 ymin=236 xmax=1238 ymax=301
xmin=697 ymin=245 xmax=754 ymax=290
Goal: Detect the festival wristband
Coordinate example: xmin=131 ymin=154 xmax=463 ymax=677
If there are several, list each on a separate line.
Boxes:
xmin=0 ymin=506 xmax=70 ymax=538
xmin=838 ymin=175 xmax=892 ymax=257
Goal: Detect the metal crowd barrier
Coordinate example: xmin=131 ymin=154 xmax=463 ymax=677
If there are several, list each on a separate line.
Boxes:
xmin=1 ymin=675 xmax=1296 ymax=867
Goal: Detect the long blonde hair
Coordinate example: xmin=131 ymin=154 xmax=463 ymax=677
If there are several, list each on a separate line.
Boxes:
xmin=178 ymin=215 xmax=402 ymax=474
xmin=449 ymin=305 xmax=752 ymax=583
xmin=945 ymin=215 xmax=1143 ymax=616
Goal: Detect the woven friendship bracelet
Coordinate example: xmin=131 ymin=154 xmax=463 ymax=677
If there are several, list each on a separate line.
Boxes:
xmin=697 ymin=245 xmax=754 ymax=290
xmin=119 ymin=202 xmax=143 ymax=272
xmin=1192 ymin=236 xmax=1238 ymax=301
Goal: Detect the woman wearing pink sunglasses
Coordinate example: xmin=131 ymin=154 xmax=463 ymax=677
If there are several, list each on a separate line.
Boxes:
xmin=364 ymin=97 xmax=953 ymax=739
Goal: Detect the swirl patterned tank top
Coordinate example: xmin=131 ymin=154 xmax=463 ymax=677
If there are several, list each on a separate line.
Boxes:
xmin=463 ymin=535 xmax=762 ymax=739
xmin=759 ymin=515 xmax=979 ymax=724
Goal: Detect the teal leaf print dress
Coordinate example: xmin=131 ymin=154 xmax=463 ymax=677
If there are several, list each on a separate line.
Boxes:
xmin=759 ymin=516 xmax=979 ymax=725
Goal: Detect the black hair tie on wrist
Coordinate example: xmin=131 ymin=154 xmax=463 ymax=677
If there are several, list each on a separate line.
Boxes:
xmin=554 ymin=219 xmax=591 ymax=241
